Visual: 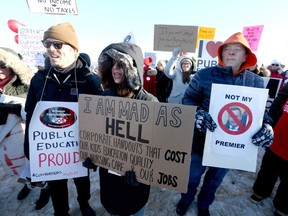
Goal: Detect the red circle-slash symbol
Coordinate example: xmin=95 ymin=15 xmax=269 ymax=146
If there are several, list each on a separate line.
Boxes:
xmin=218 ymin=102 xmax=253 ymax=135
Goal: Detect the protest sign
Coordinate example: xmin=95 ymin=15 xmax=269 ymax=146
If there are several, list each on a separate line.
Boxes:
xmin=123 ymin=31 xmax=137 ymax=44
xmin=18 ymin=26 xmax=45 ymax=67
xmin=263 ymin=77 xmax=283 ymax=110
xmin=0 ymin=94 xmax=26 ymax=176
xmin=196 ymin=26 xmax=216 ymax=48
xmin=203 ymin=84 xmax=268 ymax=172
xmin=29 ymin=101 xmax=88 ymax=182
xmin=154 ymin=24 xmax=198 ymax=52
xmin=196 ymin=39 xmax=223 ymax=71
xmin=78 ymin=95 xmax=196 ymax=192
xmin=144 ymin=52 xmax=157 ymax=68
xmin=243 ymin=25 xmax=264 ymax=51
xmin=26 ymin=0 xmax=78 ymax=15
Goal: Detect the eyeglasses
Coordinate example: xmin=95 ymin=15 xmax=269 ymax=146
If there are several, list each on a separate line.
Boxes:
xmin=271 ymin=64 xmax=279 ymax=67
xmin=42 ymin=40 xmax=67 ymax=49
xmin=0 ymin=64 xmax=7 ymax=69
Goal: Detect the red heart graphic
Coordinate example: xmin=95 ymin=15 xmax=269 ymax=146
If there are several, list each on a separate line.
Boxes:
xmin=206 ymin=41 xmax=223 ymax=58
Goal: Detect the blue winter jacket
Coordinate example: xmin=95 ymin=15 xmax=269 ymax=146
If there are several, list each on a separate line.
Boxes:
xmin=182 ymin=65 xmax=264 ymax=155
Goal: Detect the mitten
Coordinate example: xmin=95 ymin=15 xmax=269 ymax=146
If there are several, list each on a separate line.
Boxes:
xmin=0 ymin=103 xmax=21 ymax=116
xmin=122 ymin=170 xmax=139 ymax=187
xmin=277 ymin=67 xmax=283 ymax=74
xmin=195 ymin=109 xmax=217 ymax=132
xmin=0 ymin=111 xmax=8 ymax=125
xmin=172 ymin=48 xmax=182 ymax=57
xmin=252 ymin=123 xmax=274 ymax=149
xmin=82 ymin=157 xmax=98 ymax=171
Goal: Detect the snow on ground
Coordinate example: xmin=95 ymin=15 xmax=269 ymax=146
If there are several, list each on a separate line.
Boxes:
xmin=0 ymin=148 xmax=277 ymax=216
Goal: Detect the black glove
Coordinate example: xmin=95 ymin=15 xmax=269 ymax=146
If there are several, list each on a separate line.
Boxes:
xmin=195 ymin=109 xmax=217 ymax=133
xmin=0 ymin=103 xmax=21 ymax=116
xmin=0 ymin=111 xmax=8 ymax=125
xmin=122 ymin=170 xmax=139 ymax=187
xmin=252 ymin=123 xmax=274 ymax=149
xmin=82 ymin=157 xmax=97 ymax=172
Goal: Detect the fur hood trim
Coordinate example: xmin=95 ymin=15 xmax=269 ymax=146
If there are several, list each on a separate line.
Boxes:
xmin=0 ymin=48 xmax=34 ymax=85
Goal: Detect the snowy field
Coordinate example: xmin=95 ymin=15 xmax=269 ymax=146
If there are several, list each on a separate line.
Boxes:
xmin=0 ymin=148 xmax=277 ymax=216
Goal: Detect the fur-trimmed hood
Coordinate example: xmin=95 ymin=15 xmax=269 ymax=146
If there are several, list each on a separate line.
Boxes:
xmin=98 ymin=42 xmax=143 ymax=91
xmin=0 ymin=48 xmax=35 ymax=85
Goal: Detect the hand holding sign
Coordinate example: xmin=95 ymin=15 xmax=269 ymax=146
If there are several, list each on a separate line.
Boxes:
xmin=122 ymin=170 xmax=139 ymax=187
xmin=172 ymin=48 xmax=182 ymax=57
xmin=195 ymin=109 xmax=217 ymax=132
xmin=252 ymin=123 xmax=274 ymax=149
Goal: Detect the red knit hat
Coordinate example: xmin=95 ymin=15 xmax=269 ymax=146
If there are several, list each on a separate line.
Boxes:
xmin=144 ymin=57 xmax=152 ymax=67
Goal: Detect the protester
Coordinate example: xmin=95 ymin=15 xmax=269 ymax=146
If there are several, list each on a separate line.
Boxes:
xmin=247 ymin=64 xmax=271 ymax=77
xmin=178 ymin=32 xmax=274 ymax=216
xmin=267 ymin=60 xmax=287 ymax=89
xmin=143 ymin=57 xmax=157 ymax=97
xmin=0 ymin=47 xmax=50 ymax=210
xmin=250 ymin=83 xmax=288 ymax=216
xmin=164 ymin=49 xmax=195 ymax=104
xmin=23 ymin=22 xmax=103 ymax=216
xmin=96 ymin=42 xmax=158 ymax=215
xmin=156 ymin=59 xmax=172 ymax=102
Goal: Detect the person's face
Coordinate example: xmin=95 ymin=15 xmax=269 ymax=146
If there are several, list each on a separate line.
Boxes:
xmin=0 ymin=62 xmax=12 ymax=80
xmin=157 ymin=61 xmax=164 ymax=71
xmin=43 ymin=38 xmax=77 ymax=68
xmin=181 ymin=60 xmax=191 ymax=72
xmin=270 ymin=62 xmax=280 ymax=70
xmin=221 ymin=43 xmax=247 ymax=73
xmin=112 ymin=62 xmax=124 ymax=84
xmin=228 ymin=109 xmax=242 ymax=127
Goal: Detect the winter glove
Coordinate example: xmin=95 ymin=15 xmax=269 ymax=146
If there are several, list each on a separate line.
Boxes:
xmin=172 ymin=48 xmax=182 ymax=57
xmin=0 ymin=103 xmax=21 ymax=116
xmin=195 ymin=109 xmax=217 ymax=133
xmin=252 ymin=123 xmax=274 ymax=149
xmin=122 ymin=170 xmax=139 ymax=187
xmin=0 ymin=111 xmax=8 ymax=125
xmin=82 ymin=157 xmax=98 ymax=172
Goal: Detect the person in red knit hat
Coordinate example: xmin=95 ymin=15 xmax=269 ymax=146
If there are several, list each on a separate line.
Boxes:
xmin=143 ymin=57 xmax=157 ymax=97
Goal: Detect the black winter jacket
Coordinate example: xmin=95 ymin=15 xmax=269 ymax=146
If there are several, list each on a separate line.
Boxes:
xmin=24 ymin=56 xmax=103 ymax=159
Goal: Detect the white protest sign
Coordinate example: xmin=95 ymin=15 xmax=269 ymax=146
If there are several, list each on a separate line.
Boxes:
xmin=203 ymin=84 xmax=269 ymax=172
xmin=196 ymin=40 xmax=223 ymax=71
xmin=18 ymin=26 xmax=46 ymax=67
xmin=29 ymin=101 xmax=87 ymax=182
xmin=78 ymin=95 xmax=196 ymax=193
xmin=123 ymin=31 xmax=137 ymax=44
xmin=144 ymin=52 xmax=157 ymax=68
xmin=26 ymin=0 xmax=78 ymax=15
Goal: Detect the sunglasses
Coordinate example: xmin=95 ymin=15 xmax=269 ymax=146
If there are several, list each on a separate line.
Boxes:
xmin=42 ymin=40 xmax=67 ymax=49
xmin=0 ymin=64 xmax=7 ymax=69
xmin=271 ymin=64 xmax=279 ymax=67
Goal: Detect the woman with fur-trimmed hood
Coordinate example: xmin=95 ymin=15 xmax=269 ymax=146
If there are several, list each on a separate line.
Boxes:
xmin=0 ymin=47 xmax=34 ymax=175
xmin=0 ymin=47 xmax=50 ymax=210
xmin=0 ymin=47 xmax=34 ymax=97
xmin=97 ymin=42 xmax=158 ymax=216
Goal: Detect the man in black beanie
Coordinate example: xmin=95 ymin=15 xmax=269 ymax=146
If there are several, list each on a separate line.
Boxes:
xmin=24 ymin=22 xmax=103 ymax=216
